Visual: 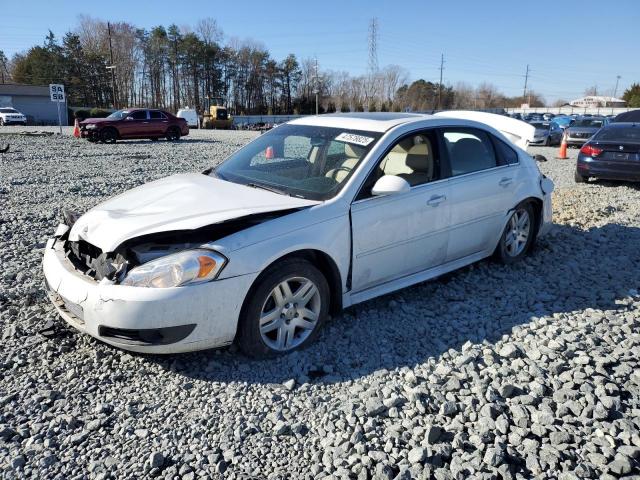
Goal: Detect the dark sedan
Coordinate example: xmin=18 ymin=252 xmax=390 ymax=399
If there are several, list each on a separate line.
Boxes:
xmin=566 ymin=117 xmax=608 ymax=147
xmin=575 ymin=123 xmax=640 ymax=183
xmin=80 ymin=108 xmax=189 ymax=143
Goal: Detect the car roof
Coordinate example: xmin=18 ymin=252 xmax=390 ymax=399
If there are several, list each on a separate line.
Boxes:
xmin=603 ymin=122 xmax=638 ymax=128
xmin=289 ymin=112 xmax=432 ymax=132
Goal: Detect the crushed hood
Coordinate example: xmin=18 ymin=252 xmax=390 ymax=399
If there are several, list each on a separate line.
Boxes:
xmin=435 ymin=111 xmax=536 ymax=150
xmin=68 ymin=173 xmax=319 ymax=252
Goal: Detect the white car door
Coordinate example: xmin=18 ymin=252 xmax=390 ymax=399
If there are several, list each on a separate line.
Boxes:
xmin=350 ymin=130 xmax=451 ymax=292
xmin=441 ymin=127 xmax=519 ymax=262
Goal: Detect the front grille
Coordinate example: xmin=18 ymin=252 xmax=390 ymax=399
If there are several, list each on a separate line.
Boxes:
xmin=66 ymin=239 xmax=103 ymax=278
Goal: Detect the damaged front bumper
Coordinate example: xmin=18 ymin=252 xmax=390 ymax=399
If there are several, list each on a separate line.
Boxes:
xmin=42 ymin=237 xmax=258 ymax=354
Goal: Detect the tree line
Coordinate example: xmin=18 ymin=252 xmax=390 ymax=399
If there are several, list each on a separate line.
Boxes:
xmin=5 ymin=15 xmax=627 ymax=114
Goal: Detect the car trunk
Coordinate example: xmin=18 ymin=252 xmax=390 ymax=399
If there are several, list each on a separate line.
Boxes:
xmin=595 ymin=141 xmax=640 ymax=163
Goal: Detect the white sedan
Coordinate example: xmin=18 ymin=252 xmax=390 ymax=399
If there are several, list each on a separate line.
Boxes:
xmin=43 ymin=112 xmax=553 ymax=356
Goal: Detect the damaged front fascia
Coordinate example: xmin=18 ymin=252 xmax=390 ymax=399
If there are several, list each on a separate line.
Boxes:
xmin=61 ymin=208 xmax=305 ymax=283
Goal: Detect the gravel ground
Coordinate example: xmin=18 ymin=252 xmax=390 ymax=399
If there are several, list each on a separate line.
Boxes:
xmin=1 ymin=127 xmax=639 ymax=479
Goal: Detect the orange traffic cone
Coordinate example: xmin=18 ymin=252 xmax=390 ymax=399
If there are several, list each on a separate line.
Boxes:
xmin=73 ymin=118 xmax=81 ymax=138
xmin=556 ymin=130 xmax=568 ymax=159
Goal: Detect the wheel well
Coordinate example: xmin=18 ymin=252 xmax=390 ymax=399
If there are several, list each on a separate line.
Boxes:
xmin=522 ymin=196 xmax=543 ymax=238
xmin=256 ymin=249 xmax=343 ymax=315
xmin=102 ymin=126 xmax=119 ymax=138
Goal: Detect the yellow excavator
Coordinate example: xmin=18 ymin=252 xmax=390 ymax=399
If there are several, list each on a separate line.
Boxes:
xmin=202 ymin=98 xmax=233 ymax=129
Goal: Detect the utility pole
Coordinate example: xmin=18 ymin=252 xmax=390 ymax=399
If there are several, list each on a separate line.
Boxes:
xmin=107 ymin=22 xmax=117 ymax=109
xmin=522 ymin=64 xmax=530 ymax=105
xmin=437 ymin=53 xmax=445 ymax=111
xmin=613 ymin=75 xmax=621 ymax=98
xmin=314 ymin=57 xmax=319 ymax=115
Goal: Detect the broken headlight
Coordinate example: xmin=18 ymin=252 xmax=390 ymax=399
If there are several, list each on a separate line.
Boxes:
xmin=121 ymin=249 xmax=227 ymax=288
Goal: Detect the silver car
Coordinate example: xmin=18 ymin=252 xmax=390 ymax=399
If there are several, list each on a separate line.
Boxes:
xmin=566 ymin=117 xmax=609 ymax=147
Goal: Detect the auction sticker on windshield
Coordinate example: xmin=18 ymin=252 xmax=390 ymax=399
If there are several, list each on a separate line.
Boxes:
xmin=335 ymin=132 xmax=375 ymax=146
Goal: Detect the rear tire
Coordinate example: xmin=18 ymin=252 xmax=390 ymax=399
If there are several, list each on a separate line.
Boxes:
xmin=166 ymin=127 xmax=181 ymax=141
xmin=575 ymin=170 xmax=587 ymax=183
xmin=101 ymin=128 xmax=118 ymax=144
xmin=494 ymin=202 xmax=535 ymax=265
xmin=237 ymin=258 xmax=330 ymax=358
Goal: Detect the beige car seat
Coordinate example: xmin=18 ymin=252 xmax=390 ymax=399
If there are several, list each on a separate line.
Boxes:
xmin=380 ymin=136 xmax=434 ymax=186
xmin=325 ymin=144 xmax=364 ymax=183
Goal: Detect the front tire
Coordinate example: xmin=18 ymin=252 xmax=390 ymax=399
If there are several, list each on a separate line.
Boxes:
xmin=101 ymin=128 xmax=118 ymax=144
xmin=237 ymin=258 xmax=330 ymax=357
xmin=166 ymin=127 xmax=181 ymax=141
xmin=495 ymin=203 xmax=535 ymax=264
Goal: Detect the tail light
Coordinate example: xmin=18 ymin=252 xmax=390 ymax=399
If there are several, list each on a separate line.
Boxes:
xmin=580 ymin=144 xmax=602 ymax=157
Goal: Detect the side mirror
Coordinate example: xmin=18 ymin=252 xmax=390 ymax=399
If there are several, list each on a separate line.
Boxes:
xmin=371 ymin=175 xmax=411 ymax=196
xmin=126 ymin=116 xmax=135 ymax=121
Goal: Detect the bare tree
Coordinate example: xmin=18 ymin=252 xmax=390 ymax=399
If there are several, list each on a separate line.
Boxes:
xmin=452 ymin=82 xmax=475 ymax=109
xmin=196 ymin=18 xmax=223 ymax=46
xmin=379 ymin=65 xmax=407 ymax=103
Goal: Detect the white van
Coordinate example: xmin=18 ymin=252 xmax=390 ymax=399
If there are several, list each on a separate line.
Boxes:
xmin=176 ymin=108 xmax=199 ymax=128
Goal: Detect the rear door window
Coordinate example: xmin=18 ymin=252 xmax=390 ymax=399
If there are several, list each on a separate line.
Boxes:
xmin=442 ymin=128 xmax=499 ymax=176
xmin=149 ymin=111 xmax=167 ymax=120
xmin=492 ymin=137 xmax=519 ymax=165
xmin=130 ymin=110 xmax=148 ymax=120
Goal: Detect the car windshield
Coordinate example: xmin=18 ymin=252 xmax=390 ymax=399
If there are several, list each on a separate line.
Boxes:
xmin=107 ymin=110 xmax=129 ymax=120
xmin=0 ymin=108 xmax=18 ymax=114
xmin=595 ymin=126 xmax=640 ymax=143
xmin=531 ymin=122 xmax=549 ymax=130
xmin=213 ymin=124 xmax=382 ymax=201
xmin=574 ymin=119 xmax=604 ymax=128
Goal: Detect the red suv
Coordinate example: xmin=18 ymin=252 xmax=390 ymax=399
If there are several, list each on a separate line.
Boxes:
xmin=80 ymin=109 xmax=189 ymax=143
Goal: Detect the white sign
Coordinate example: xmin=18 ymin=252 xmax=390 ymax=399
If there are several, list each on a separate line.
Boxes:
xmin=49 ymin=84 xmax=65 ymax=103
xmin=335 ymin=132 xmax=375 ymax=147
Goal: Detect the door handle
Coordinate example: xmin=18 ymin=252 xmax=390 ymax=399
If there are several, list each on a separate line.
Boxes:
xmin=426 ymin=194 xmax=446 ymax=207
xmin=499 ymin=177 xmax=513 ymax=187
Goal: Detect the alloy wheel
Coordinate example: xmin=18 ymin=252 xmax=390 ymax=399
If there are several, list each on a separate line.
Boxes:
xmin=259 ymin=276 xmax=321 ymax=351
xmin=504 ymin=208 xmax=530 ymax=257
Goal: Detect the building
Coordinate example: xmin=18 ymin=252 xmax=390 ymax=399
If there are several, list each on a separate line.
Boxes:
xmin=570 ymin=96 xmax=627 ymax=108
xmin=0 ymin=84 xmax=68 ymax=125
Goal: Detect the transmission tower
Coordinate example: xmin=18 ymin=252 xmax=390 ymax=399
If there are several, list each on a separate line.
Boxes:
xmin=368 ymin=17 xmax=379 ymax=75
xmin=366 ymin=17 xmax=379 ymax=109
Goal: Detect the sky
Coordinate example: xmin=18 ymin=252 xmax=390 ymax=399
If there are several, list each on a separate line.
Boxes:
xmin=2 ymin=0 xmax=639 ymax=104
